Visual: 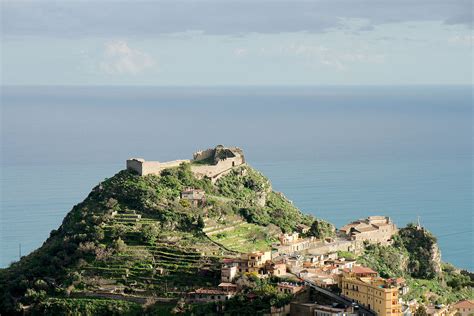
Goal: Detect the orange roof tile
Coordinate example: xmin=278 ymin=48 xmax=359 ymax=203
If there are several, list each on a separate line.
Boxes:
xmin=454 ymin=300 xmax=474 ymax=309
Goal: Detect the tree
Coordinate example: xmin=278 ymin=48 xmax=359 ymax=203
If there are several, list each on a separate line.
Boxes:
xmin=196 ymin=215 xmax=205 ymax=230
xmin=142 ymin=224 xmax=160 ymax=244
xmin=414 ymin=305 xmax=428 ymax=316
xmin=308 ymin=219 xmax=335 ymax=239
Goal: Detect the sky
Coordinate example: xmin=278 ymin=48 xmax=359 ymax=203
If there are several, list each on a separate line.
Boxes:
xmin=1 ymin=0 xmax=473 ymax=86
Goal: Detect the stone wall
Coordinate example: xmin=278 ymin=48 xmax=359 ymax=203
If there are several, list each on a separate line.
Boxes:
xmin=126 ymin=158 xmax=144 ymax=175
xmin=126 ymin=158 xmax=189 ymax=176
xmin=191 ymin=156 xmax=244 ymax=181
xmin=127 ymin=145 xmax=245 ymax=178
xmin=193 ymin=148 xmax=215 ymax=162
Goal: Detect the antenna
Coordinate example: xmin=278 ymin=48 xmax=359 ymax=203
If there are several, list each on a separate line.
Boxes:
xmin=417 ymin=216 xmax=422 ymax=229
xmin=19 ymin=243 xmax=22 ymax=259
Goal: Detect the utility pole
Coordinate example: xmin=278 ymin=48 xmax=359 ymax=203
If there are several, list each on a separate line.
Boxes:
xmin=19 ymin=243 xmax=22 ymax=259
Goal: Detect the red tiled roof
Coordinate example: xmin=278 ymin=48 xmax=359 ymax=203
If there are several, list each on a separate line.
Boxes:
xmin=454 ymin=300 xmax=474 ymax=309
xmin=218 ymin=283 xmax=237 ymax=288
xmin=343 ymin=266 xmax=377 ymax=275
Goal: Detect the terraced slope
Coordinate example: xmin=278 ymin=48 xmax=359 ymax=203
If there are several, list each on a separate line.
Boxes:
xmin=0 ymin=162 xmax=314 ymax=314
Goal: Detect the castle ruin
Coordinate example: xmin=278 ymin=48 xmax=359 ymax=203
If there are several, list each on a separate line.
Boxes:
xmin=126 ymin=145 xmax=246 ymax=182
xmin=339 ymin=216 xmax=397 ymax=245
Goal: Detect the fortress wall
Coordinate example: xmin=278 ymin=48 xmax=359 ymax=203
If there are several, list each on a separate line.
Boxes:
xmin=126 ymin=159 xmax=144 ymax=175
xmin=142 ymin=160 xmax=189 ymax=176
xmin=352 ymin=226 xmax=397 ymax=245
xmin=127 ymin=159 xmax=190 ymax=176
xmin=191 ymin=157 xmax=243 ymax=179
xmin=307 ymin=240 xmax=362 ymax=256
xmin=193 ymin=148 xmax=215 ymax=162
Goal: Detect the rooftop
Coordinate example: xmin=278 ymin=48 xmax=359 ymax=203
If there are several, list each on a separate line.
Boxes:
xmin=342 ymin=266 xmax=377 ymax=275
xmin=454 ymin=300 xmax=474 ymax=309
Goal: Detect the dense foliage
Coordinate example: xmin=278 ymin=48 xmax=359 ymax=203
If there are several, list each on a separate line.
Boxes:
xmin=217 ymin=166 xmax=314 ymax=232
xmin=31 ymin=298 xmax=142 ymax=316
xmin=189 ymin=274 xmax=294 ymax=315
xmin=307 ymin=219 xmax=336 ymax=239
xmin=396 ymin=224 xmax=441 ymax=279
xmin=358 ymin=226 xmax=473 ymax=304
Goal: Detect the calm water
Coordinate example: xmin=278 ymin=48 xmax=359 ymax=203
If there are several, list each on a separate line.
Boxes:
xmin=1 ymin=86 xmax=472 ymax=270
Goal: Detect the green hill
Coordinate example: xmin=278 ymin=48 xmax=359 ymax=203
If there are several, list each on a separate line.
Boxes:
xmin=1 ymin=159 xmax=471 ymax=314
xmin=0 ymin=162 xmax=316 ymax=314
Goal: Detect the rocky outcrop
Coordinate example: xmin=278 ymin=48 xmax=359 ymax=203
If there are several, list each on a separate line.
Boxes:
xmin=398 ymin=224 xmax=442 ymax=279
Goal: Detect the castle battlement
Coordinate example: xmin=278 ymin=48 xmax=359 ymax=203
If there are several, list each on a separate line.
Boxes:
xmin=126 ymin=145 xmax=245 ymax=181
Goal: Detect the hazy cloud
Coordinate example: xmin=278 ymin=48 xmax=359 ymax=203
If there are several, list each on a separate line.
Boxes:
xmin=2 ymin=0 xmax=471 ymax=38
xmin=448 ymin=35 xmax=474 ymax=45
xmin=99 ymin=40 xmax=155 ymax=75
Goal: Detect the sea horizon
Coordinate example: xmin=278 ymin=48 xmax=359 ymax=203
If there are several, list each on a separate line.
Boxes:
xmin=1 ymin=85 xmax=472 ymax=270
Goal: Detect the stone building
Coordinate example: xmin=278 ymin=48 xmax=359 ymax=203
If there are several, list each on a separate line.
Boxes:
xmin=187 ymin=288 xmax=236 ymax=303
xmin=180 ymin=187 xmax=206 ymax=207
xmin=339 ymin=216 xmax=397 ymax=245
xmin=453 ymin=300 xmax=474 ymax=316
xmin=426 ymin=305 xmax=457 ymax=316
xmin=277 ymin=282 xmax=304 ymax=295
xmin=265 ymin=261 xmax=287 ymax=277
xmin=220 ymin=265 xmax=238 ymax=283
xmin=340 ymin=266 xmax=401 ymax=316
xmin=221 ymin=250 xmax=272 ymax=277
xmin=275 ymin=232 xmax=317 ymax=255
xmin=290 ymin=302 xmax=357 ymax=316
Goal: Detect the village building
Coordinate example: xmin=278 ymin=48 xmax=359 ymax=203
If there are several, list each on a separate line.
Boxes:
xmin=187 ymin=287 xmax=236 ymax=303
xmin=290 ymin=302 xmax=357 ymax=316
xmin=220 ymin=264 xmax=238 ymax=283
xmin=264 ymin=261 xmax=287 ymax=277
xmin=325 ymin=258 xmax=357 ymax=270
xmin=220 ymin=251 xmax=273 ymax=278
xmin=425 ymin=305 xmax=457 ymax=316
xmin=339 ymin=216 xmax=397 ymax=245
xmin=314 ymin=304 xmax=358 ymax=316
xmin=275 ymin=232 xmax=318 ymax=255
xmin=296 ymin=223 xmax=311 ymax=234
xmin=340 ymin=266 xmax=401 ymax=316
xmin=217 ymin=282 xmax=238 ymax=293
xmin=304 ymin=252 xmax=339 ymax=268
xmin=453 ymin=300 xmax=474 ymax=316
xmin=299 ymin=268 xmax=338 ymax=288
xmin=180 ymin=187 xmax=206 ymax=207
xmin=277 ymin=282 xmax=304 ymax=295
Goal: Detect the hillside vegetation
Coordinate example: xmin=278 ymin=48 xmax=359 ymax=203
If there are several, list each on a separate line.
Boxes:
xmin=358 ymin=224 xmax=473 ymax=304
xmin=0 ymin=163 xmax=316 ymax=314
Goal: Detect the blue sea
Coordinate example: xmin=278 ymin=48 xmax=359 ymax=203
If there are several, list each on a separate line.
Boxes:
xmin=1 ymin=85 xmax=472 ymax=270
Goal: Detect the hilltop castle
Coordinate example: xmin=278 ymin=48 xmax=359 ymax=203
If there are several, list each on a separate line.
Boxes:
xmin=126 ymin=145 xmax=245 ymax=182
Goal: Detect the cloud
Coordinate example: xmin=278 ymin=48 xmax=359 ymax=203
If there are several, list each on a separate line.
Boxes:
xmin=2 ymin=0 xmax=471 ymax=38
xmin=448 ymin=35 xmax=474 ymax=45
xmin=99 ymin=40 xmax=155 ymax=75
xmin=234 ymin=48 xmax=248 ymax=57
xmin=238 ymin=43 xmax=385 ymax=70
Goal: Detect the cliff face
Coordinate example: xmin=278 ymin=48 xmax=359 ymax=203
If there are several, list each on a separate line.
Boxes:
xmin=397 ymin=224 xmax=442 ymax=279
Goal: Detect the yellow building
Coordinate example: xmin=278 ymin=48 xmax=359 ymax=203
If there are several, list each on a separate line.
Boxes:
xmin=341 ymin=267 xmax=401 ymax=316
